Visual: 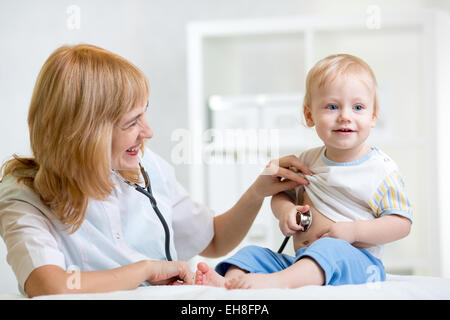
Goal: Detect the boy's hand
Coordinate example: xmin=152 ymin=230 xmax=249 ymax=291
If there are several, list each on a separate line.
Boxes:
xmin=319 ymin=221 xmax=358 ymax=244
xmin=279 ymin=205 xmax=310 ymax=236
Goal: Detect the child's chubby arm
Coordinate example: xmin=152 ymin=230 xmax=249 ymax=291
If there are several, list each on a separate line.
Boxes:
xmin=271 ymin=192 xmax=310 ymax=236
xmin=319 ymin=214 xmax=411 ymax=247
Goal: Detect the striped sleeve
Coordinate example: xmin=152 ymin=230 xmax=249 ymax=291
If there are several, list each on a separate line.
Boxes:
xmin=368 ymin=171 xmax=412 ymax=222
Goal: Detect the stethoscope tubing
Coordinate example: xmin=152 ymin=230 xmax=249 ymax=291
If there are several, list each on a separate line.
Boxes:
xmin=112 ymin=163 xmax=173 ymax=261
xmin=133 ymin=183 xmax=173 ymax=261
xmin=277 ymin=236 xmax=290 ymax=254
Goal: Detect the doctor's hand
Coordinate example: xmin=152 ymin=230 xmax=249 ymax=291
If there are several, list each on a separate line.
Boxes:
xmin=251 ymin=155 xmax=313 ymax=199
xmin=146 ymin=260 xmax=195 ymax=286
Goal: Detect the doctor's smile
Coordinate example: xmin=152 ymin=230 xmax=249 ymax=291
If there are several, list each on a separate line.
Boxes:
xmin=125 ymin=145 xmax=140 ymax=156
xmin=112 ymin=102 xmax=153 ymax=170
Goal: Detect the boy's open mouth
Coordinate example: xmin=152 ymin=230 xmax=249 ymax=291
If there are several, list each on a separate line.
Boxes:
xmin=333 ymin=128 xmax=355 ymax=135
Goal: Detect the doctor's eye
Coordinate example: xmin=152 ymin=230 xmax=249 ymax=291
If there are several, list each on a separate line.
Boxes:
xmin=128 ymin=121 xmax=138 ymax=128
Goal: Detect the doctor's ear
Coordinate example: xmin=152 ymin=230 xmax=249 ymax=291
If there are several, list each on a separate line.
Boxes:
xmin=303 ymin=105 xmax=315 ymax=127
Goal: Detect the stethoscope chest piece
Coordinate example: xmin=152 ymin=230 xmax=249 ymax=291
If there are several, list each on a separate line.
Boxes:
xmin=297 ymin=210 xmax=312 ymax=232
xmin=277 ymin=208 xmax=313 ymax=254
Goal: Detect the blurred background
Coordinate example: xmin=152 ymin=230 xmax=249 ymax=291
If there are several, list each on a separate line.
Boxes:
xmin=1 ymin=0 xmax=449 ymax=294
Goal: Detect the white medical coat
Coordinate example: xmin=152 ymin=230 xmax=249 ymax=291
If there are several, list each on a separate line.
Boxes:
xmin=0 ymin=148 xmax=215 ymax=293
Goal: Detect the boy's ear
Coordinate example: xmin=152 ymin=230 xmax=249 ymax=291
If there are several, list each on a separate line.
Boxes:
xmin=303 ymin=105 xmax=315 ymax=127
xmin=371 ymin=115 xmax=377 ymax=128
xmin=371 ymin=110 xmax=377 ymax=128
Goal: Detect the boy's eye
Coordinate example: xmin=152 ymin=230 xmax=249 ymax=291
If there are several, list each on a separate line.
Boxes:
xmin=327 ymin=104 xmax=338 ymax=110
xmin=354 ymin=105 xmax=364 ymax=111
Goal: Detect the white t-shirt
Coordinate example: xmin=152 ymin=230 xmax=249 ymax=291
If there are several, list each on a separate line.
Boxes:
xmin=0 ymin=148 xmax=214 ymax=293
xmin=289 ymin=146 xmax=412 ymax=259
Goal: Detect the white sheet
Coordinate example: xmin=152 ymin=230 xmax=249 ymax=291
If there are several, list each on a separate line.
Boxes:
xmin=1 ymin=274 xmax=449 ymax=300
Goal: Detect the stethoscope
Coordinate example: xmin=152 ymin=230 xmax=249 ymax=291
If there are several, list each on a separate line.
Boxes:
xmin=112 ymin=160 xmax=310 ymax=259
xmin=112 ymin=161 xmax=173 ymax=261
xmin=277 ymin=165 xmax=313 ymax=253
xmin=277 ymin=209 xmax=312 ymax=253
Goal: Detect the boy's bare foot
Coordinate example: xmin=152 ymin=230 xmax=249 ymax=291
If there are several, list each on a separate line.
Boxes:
xmin=225 ymin=273 xmax=284 ymax=290
xmin=195 ymin=262 xmax=226 ymax=287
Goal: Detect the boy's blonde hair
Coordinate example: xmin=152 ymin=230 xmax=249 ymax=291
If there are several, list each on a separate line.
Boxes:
xmin=0 ymin=44 xmax=149 ymax=232
xmin=303 ymin=54 xmax=379 ymax=118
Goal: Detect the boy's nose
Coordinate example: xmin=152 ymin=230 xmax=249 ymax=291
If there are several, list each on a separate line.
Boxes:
xmin=338 ymin=108 xmax=352 ymax=122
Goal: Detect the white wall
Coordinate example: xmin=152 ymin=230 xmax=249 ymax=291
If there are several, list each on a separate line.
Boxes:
xmin=1 ymin=0 xmax=449 ymax=294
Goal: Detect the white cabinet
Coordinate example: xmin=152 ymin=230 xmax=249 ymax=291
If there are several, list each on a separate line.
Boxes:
xmin=187 ymin=10 xmax=450 ymax=277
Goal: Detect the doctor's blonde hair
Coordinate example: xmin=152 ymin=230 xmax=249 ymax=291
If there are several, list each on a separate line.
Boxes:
xmin=0 ymin=44 xmax=149 ymax=232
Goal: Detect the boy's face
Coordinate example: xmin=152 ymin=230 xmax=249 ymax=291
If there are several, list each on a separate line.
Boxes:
xmin=304 ymin=73 xmax=377 ymax=158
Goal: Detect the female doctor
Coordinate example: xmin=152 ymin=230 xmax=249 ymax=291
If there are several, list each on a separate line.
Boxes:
xmin=0 ymin=44 xmax=311 ymax=297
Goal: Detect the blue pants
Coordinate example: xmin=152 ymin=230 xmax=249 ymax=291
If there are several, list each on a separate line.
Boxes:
xmin=215 ymin=238 xmax=386 ymax=286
